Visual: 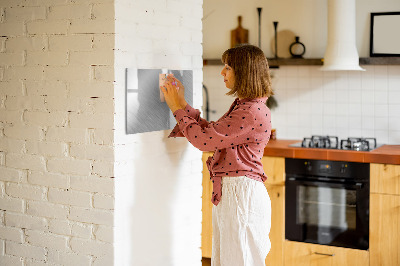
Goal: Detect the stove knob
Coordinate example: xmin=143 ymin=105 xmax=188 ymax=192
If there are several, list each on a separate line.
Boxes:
xmin=305 ymin=162 xmax=312 ymax=171
xmin=340 ymin=164 xmax=347 ymax=174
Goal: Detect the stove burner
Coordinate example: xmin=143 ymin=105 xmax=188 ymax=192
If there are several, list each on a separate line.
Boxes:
xmin=294 ymin=136 xmax=379 ymax=151
xmin=340 ymin=137 xmax=377 ymax=151
xmin=301 ymin=135 xmax=339 ymax=149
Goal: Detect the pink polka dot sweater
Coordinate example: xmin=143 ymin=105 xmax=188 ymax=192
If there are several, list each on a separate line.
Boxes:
xmin=168 ymin=97 xmax=272 ymax=206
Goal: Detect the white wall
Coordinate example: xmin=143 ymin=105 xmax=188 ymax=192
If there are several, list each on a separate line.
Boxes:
xmin=203 ymin=0 xmax=400 ymax=144
xmin=113 ymin=0 xmax=203 ymax=265
xmin=203 ymin=0 xmax=400 ymax=58
xmin=0 ymin=0 xmax=115 ymax=265
xmin=203 ymin=0 xmax=326 ymax=59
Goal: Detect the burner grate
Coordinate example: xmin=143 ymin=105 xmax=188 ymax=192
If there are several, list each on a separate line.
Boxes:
xmin=340 ymin=137 xmax=377 ymax=151
xmin=296 ymin=136 xmax=378 ymax=151
xmin=301 ymin=135 xmax=339 ymax=149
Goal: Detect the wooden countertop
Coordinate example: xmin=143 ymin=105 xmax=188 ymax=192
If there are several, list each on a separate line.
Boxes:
xmin=263 ymin=139 xmax=400 ymax=165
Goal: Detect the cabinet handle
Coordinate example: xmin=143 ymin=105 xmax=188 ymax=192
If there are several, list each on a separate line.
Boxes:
xmin=314 ymin=252 xmax=335 ymax=257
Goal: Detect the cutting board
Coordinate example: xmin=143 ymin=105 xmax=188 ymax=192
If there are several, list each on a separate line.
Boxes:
xmin=270 ymin=29 xmax=296 ymax=58
xmin=231 ymin=16 xmax=249 ymax=48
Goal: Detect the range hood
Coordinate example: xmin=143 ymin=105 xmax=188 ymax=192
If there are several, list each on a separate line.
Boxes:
xmin=320 ymin=0 xmax=365 ymax=71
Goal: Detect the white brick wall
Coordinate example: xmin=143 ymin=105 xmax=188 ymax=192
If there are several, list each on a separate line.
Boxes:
xmin=114 ymin=0 xmax=203 ymax=265
xmin=0 ymin=0 xmax=115 ymax=265
xmin=5 ymin=213 xmax=48 ymax=231
xmin=1 ymin=0 xmax=204 ymax=264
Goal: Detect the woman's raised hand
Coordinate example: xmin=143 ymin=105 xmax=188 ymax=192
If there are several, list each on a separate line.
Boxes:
xmin=160 ymin=76 xmax=184 ymax=113
xmin=167 ymin=75 xmax=187 ymax=108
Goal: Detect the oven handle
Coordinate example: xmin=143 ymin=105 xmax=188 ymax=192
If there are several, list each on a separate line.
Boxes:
xmin=286 ymin=177 xmax=364 ymax=189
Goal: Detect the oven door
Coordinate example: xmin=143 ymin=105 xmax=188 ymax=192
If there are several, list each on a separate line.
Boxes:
xmin=285 ymin=177 xmax=369 ymax=250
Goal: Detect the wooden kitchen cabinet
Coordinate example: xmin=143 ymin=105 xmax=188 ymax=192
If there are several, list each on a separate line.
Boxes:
xmin=370 ymin=163 xmax=400 ymax=266
xmin=201 ymin=153 xmax=286 ymax=266
xmin=284 ymin=241 xmax=369 ymax=266
xmin=264 ymin=184 xmax=285 ymax=266
xmin=261 ymin=156 xmax=285 ymax=266
xmin=370 ymin=163 xmax=400 ymax=195
xmin=370 ymin=193 xmax=400 ymax=266
xmin=261 ymin=156 xmax=285 ymax=185
xmin=202 ymin=152 xmax=213 ymax=258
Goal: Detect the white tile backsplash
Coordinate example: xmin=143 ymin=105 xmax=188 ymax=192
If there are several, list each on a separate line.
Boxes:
xmin=361 ymin=104 xmax=374 ymax=117
xmin=362 ymin=89 xmax=375 ymax=103
xmin=388 ymin=75 xmax=400 ymax=91
xmin=388 ymin=91 xmax=400 ymax=104
xmin=389 ymin=104 xmax=400 ymax=117
xmin=374 ymin=78 xmax=388 ymax=91
xmin=388 ymin=65 xmax=400 ymax=76
xmin=374 ymin=90 xmax=388 ymax=104
xmin=374 ymin=65 xmax=388 ymax=77
xmin=375 ymin=104 xmax=389 ymax=117
xmin=203 ymin=65 xmax=400 ymax=145
xmin=348 ymin=77 xmax=362 ymax=91
xmin=389 ymin=117 xmax=400 ymax=131
xmin=389 ymin=131 xmax=400 ymax=144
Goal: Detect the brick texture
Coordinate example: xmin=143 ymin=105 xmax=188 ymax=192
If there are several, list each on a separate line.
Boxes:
xmin=0 ymin=0 xmax=115 ymax=261
xmin=0 ymin=0 xmax=204 ymax=265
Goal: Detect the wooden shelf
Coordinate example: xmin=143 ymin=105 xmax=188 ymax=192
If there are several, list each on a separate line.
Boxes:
xmin=268 ymin=58 xmax=323 ymax=67
xmin=359 ymin=57 xmax=400 ymax=65
xmin=203 ymin=57 xmax=400 ymax=67
xmin=203 ymin=58 xmax=323 ymax=67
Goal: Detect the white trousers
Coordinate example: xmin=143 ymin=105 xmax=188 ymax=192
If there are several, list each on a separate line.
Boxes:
xmin=211 ymin=176 xmax=271 ymax=266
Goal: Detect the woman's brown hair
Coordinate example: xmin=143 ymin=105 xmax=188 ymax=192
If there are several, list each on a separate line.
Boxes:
xmin=221 ymin=44 xmax=273 ymax=99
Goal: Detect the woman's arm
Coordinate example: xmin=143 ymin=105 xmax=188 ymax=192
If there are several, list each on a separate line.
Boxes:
xmin=171 ymin=106 xmax=258 ymax=152
xmin=169 ymin=98 xmax=239 ymax=138
xmin=162 ymin=76 xmax=214 ymax=138
xmin=168 ymin=103 xmax=212 ymax=138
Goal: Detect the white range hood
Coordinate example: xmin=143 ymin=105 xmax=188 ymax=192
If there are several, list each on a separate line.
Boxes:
xmin=320 ymin=0 xmax=365 ymax=71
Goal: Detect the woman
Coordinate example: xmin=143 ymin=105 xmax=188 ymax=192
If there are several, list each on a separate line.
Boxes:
xmin=161 ymin=44 xmax=273 ymax=266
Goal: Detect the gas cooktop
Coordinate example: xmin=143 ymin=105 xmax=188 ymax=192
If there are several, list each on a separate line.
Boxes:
xmin=289 ymin=135 xmax=383 ymax=151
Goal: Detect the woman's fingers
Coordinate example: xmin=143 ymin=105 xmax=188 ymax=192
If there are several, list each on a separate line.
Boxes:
xmin=165 ymin=80 xmax=177 ymax=94
xmin=160 ymin=85 xmax=169 ymax=100
xmin=167 ymin=76 xmax=185 ymax=105
xmin=162 ymin=81 xmax=177 ymax=102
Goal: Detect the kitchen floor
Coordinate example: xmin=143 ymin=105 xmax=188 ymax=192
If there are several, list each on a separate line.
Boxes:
xmin=202 ymin=257 xmax=211 ymax=266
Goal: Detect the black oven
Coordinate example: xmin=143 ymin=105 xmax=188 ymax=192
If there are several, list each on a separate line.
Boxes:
xmin=285 ymin=158 xmax=369 ymax=250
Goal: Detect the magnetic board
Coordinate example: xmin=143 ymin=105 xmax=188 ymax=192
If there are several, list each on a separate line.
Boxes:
xmin=126 ymin=69 xmax=193 ymax=134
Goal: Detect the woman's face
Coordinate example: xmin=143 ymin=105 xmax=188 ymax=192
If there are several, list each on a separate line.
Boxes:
xmin=220 ymin=64 xmax=235 ymax=89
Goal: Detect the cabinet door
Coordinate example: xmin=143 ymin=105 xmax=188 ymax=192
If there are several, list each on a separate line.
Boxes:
xmin=202 ymin=152 xmax=213 ymax=258
xmin=264 ymin=184 xmax=284 ymax=266
xmin=261 ymin=156 xmax=285 ymax=185
xmin=284 ymin=241 xmax=369 ymax=266
xmin=370 ymin=163 xmax=400 ymax=195
xmin=370 ymin=193 xmax=400 ymax=266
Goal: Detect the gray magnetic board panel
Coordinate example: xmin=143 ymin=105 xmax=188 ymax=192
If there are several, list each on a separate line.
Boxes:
xmin=126 ymin=69 xmax=193 ymax=135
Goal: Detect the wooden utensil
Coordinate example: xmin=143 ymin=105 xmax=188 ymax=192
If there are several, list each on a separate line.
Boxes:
xmin=231 ymin=16 xmax=249 ymax=48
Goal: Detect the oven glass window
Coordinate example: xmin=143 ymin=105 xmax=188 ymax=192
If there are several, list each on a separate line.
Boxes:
xmin=297 ymin=186 xmax=356 ymax=230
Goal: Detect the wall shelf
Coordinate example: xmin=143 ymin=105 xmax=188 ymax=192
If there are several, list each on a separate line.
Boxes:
xmin=203 ymin=58 xmax=323 ymax=67
xmin=359 ymin=57 xmax=400 ymax=65
xmin=203 ymin=57 xmax=400 ymax=67
xmin=268 ymin=58 xmax=323 ymax=67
